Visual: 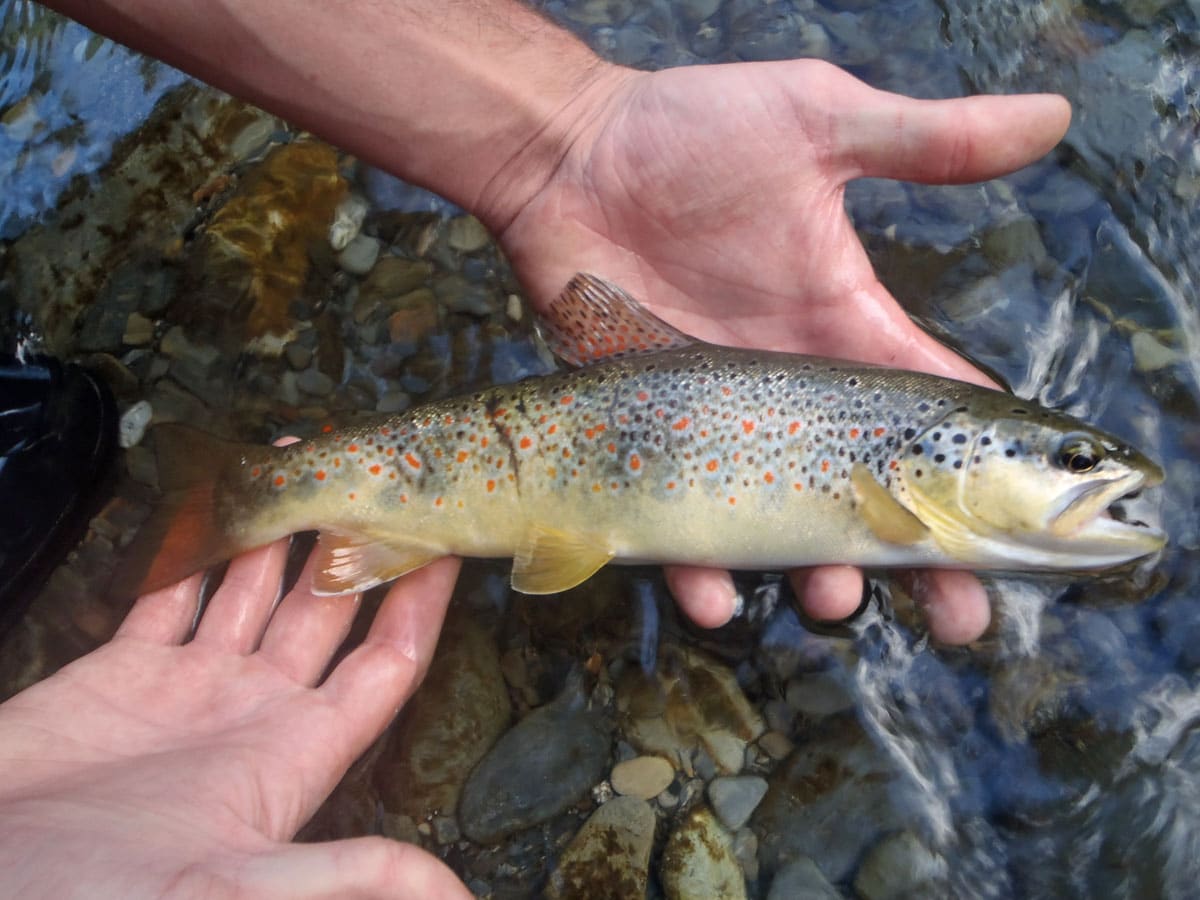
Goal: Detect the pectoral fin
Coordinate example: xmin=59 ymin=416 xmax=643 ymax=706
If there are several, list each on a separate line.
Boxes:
xmin=311 ymin=531 xmax=446 ymax=595
xmin=850 ymin=463 xmax=930 ymax=546
xmin=511 ymin=524 xmax=615 ymax=594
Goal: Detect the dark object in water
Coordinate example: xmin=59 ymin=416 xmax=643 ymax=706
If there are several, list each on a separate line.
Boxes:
xmin=0 ymin=355 xmax=117 ymax=636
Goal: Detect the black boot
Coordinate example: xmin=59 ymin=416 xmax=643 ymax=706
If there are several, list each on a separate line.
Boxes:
xmin=0 ymin=355 xmax=117 ymax=635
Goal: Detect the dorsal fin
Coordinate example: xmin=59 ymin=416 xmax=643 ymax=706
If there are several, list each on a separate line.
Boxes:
xmin=539 ymin=273 xmax=695 ymax=367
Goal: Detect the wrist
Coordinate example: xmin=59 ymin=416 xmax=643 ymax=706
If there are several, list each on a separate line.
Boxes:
xmin=465 ymin=60 xmax=638 ymax=234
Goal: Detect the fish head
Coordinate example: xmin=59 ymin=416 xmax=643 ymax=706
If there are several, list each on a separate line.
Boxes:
xmin=892 ymin=401 xmax=1166 ymax=570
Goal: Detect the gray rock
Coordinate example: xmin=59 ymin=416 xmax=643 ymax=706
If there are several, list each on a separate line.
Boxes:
xmin=707 ymin=775 xmax=768 ymax=831
xmin=328 ymin=192 xmax=369 ymax=251
xmin=785 ymin=671 xmax=856 ymax=718
xmin=118 ymin=400 xmax=154 ymax=449
xmin=284 ymin=342 xmax=313 ymax=371
xmin=459 ymin=673 xmax=612 ymax=844
xmin=661 ymin=806 xmax=746 ymax=900
xmin=611 ymin=755 xmax=675 ymax=800
xmin=546 ymin=796 xmax=655 ymax=899
xmin=296 ymin=367 xmax=336 ymax=397
xmin=754 ymin=717 xmax=908 ymax=884
xmin=375 ymin=390 xmax=411 ymax=414
xmin=853 ymin=830 xmax=947 ymax=900
xmin=446 ymin=215 xmax=491 ymax=253
xmin=337 ymin=233 xmax=382 ymax=275
xmin=766 ymin=857 xmax=843 ymax=900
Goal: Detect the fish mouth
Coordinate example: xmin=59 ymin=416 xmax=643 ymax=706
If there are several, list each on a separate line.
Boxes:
xmin=1049 ymin=467 xmax=1166 ymax=555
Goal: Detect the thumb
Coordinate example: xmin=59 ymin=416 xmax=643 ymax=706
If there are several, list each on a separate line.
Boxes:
xmin=235 ymin=837 xmax=472 ymax=898
xmin=833 ymin=86 xmax=1071 ymax=185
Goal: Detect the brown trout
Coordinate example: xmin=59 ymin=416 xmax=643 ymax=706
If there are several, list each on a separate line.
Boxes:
xmin=121 ymin=274 xmax=1166 ymax=597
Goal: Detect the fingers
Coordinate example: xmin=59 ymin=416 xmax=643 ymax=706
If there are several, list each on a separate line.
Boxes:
xmin=789 ymin=565 xmax=865 ymax=622
xmin=233 ymin=836 xmax=471 ymax=899
xmin=116 ymin=572 xmax=205 ymax=644
xmin=321 ymin=557 xmax=461 ymax=744
xmin=903 ymin=570 xmax=992 ymax=644
xmin=664 ymin=565 xmax=739 ymax=628
xmin=257 ymin=552 xmax=363 ymax=686
xmin=191 ymin=538 xmax=291 ymax=654
xmin=829 ymin=78 xmax=1071 ymax=185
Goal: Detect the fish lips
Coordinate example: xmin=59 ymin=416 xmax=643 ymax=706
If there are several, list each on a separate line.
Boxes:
xmin=1048 ymin=466 xmax=1166 ymax=555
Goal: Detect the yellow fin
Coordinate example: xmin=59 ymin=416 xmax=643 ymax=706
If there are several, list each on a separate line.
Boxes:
xmin=511 ymin=524 xmax=614 ymax=594
xmin=311 ymin=531 xmax=446 ymax=596
xmin=850 ymin=463 xmax=930 ymax=546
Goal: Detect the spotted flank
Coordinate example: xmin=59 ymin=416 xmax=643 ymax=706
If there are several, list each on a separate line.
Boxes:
xmin=117 ymin=273 xmax=1167 ymax=599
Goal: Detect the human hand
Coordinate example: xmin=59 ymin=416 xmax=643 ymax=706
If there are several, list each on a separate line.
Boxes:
xmin=488 ymin=59 xmax=1071 ymax=644
xmin=0 ymin=540 xmax=469 ymax=899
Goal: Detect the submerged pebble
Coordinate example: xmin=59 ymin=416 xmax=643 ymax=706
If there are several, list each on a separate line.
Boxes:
xmin=661 ymin=806 xmax=746 ymax=900
xmin=707 ymin=774 xmax=768 ymax=831
xmin=459 ymin=673 xmax=612 ymax=844
xmin=611 ymin=755 xmax=676 ymax=799
xmin=117 ymin=400 xmax=153 ymax=448
xmin=546 ymin=796 xmax=655 ymax=899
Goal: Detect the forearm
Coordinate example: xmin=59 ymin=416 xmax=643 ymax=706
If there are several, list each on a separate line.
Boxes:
xmin=38 ymin=0 xmax=621 ymax=225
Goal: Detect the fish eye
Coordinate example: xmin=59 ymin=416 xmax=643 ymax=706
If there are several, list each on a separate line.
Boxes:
xmin=1057 ymin=435 xmax=1105 ymax=474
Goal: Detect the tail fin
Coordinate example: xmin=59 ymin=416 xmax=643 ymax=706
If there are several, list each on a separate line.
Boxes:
xmin=114 ymin=424 xmax=266 ymax=598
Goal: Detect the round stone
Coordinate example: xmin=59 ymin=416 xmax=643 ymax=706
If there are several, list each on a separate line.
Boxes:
xmin=611 ymin=756 xmax=676 ymax=800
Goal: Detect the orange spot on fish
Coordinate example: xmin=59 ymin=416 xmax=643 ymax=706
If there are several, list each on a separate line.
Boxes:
xmin=733 ymin=452 xmax=741 ymax=463
xmin=667 ymin=481 xmax=676 ymax=490
xmin=593 ymin=483 xmax=602 ymax=493
xmin=547 ymin=423 xmax=557 ymax=435
xmin=874 ymin=427 xmax=886 ymax=437
xmin=347 ymin=443 xmax=358 ymax=453
xmin=457 ymin=450 xmax=469 ymax=463
xmin=700 ymin=429 xmax=709 ymax=438
xmin=369 ymin=464 xmax=382 ymax=476
xmin=435 ymin=497 xmax=443 ymax=507
xmin=721 ymin=386 xmax=733 ymax=397
xmin=520 ymin=436 xmax=532 ymax=450
xmin=630 ymin=453 xmax=642 ymax=471
xmin=405 ymin=453 xmax=421 ymax=469
xmin=562 ymin=448 xmax=572 ymax=459
xmin=849 ymin=428 xmax=860 ymax=439
xmin=560 ymin=395 xmax=573 ymax=405
xmin=481 ymin=437 xmax=489 ymax=449
xmin=321 ymin=424 xmax=333 ymax=434
xmin=348 ymin=492 xmax=357 ymax=501
xmin=487 ymin=479 xmax=496 ymax=492
xmin=548 ymin=467 xmax=557 ymax=478
xmin=250 ymin=466 xmax=262 ymax=478
xmin=400 ymin=494 xmax=408 ymax=503
xmin=889 ymin=460 xmax=899 ymax=470
xmin=315 ymin=470 xmax=326 ymax=481
xmin=788 ymin=421 xmax=801 ymax=435
xmin=793 ymin=483 xmax=803 ymax=491
xmin=729 ymin=496 xmax=737 ymax=505
xmin=385 ymin=447 xmax=395 ymax=457
xmin=742 ymin=420 xmax=755 ymax=435
xmin=274 ymin=475 xmax=286 ymax=487
xmin=444 ymin=415 xmax=454 ymax=425
xmin=637 ymin=391 xmax=649 ymax=402
xmin=821 ymin=460 xmax=830 ymax=473
xmin=333 ymin=457 xmax=342 ymax=468
xmin=672 ymin=417 xmax=691 ymax=431
xmin=539 ymin=414 xmax=548 ymax=424
xmin=380 ymin=427 xmax=391 ymax=436
xmin=706 ymin=459 xmax=719 ymax=472
xmin=764 ymin=472 xmax=775 ymax=484
xmin=434 ymin=449 xmax=443 ymax=459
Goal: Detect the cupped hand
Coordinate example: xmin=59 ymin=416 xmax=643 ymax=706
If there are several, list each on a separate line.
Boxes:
xmin=490 ymin=59 xmax=1071 ymax=643
xmin=0 ymin=541 xmax=469 ymax=899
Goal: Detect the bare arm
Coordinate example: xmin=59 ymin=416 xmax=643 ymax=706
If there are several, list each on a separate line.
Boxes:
xmin=39 ymin=0 xmax=616 ymax=222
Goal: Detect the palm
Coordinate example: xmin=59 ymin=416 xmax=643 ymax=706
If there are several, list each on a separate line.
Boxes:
xmin=0 ymin=543 xmax=468 ymax=898
xmin=497 ymin=59 xmax=1071 ymax=642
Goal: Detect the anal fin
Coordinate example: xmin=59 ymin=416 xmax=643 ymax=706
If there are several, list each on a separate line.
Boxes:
xmin=311 ymin=531 xmax=447 ymax=595
xmin=511 ymin=523 xmax=614 ymax=594
xmin=850 ymin=463 xmax=930 ymax=546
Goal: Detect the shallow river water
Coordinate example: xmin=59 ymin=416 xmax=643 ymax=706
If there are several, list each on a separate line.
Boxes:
xmin=2 ymin=0 xmax=1199 ymax=897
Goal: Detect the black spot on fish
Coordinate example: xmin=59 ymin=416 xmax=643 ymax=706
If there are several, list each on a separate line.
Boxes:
xmin=904 ymin=428 xmax=916 ymax=440
xmin=952 ymin=434 xmax=967 ymax=444
xmin=953 ymin=460 xmax=963 ymax=469
xmin=1005 ymin=448 xmax=1017 ymax=458
xmin=981 ymin=436 xmax=992 ymax=446
xmin=934 ymin=454 xmax=945 ymax=463
xmin=912 ymin=445 xmax=924 ymax=456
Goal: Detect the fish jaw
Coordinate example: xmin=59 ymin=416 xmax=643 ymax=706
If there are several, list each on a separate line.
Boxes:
xmin=1047 ymin=466 xmax=1166 ymax=562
